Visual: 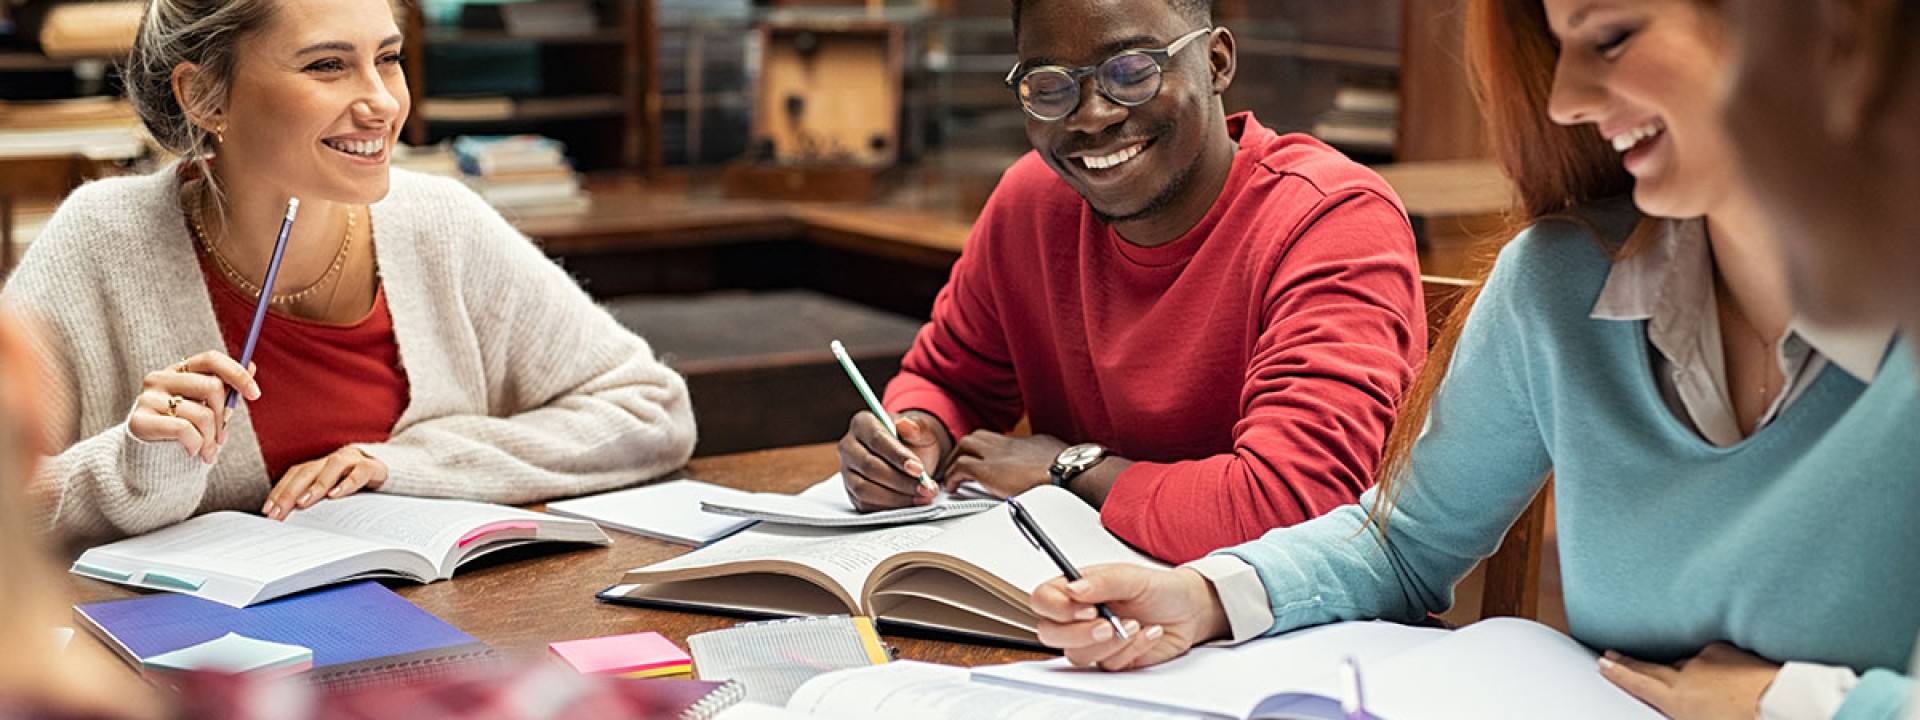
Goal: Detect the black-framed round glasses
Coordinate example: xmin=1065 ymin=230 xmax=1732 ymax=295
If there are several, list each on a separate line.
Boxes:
xmin=1004 ymin=27 xmax=1216 ymax=122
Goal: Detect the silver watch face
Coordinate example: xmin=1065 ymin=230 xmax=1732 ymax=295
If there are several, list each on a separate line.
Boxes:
xmin=1056 ymin=443 xmax=1106 ymax=470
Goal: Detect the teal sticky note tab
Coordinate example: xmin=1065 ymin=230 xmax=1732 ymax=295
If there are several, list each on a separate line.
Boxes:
xmin=72 ymin=562 xmax=133 ymax=582
xmin=142 ymin=571 xmax=206 ymax=591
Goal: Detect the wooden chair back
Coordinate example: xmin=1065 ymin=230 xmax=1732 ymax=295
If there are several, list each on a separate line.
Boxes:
xmin=1419 ymin=275 xmax=1552 ymax=621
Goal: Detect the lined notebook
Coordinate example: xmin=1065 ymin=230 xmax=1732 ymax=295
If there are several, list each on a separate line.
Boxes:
xmin=698 ymin=475 xmax=999 ymax=528
xmin=688 ymin=615 xmax=890 ymax=706
xmin=75 ymin=581 xmax=496 ymax=689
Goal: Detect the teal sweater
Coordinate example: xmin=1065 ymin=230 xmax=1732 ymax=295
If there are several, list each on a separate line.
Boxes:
xmin=1223 ymin=200 xmax=1918 ymax=718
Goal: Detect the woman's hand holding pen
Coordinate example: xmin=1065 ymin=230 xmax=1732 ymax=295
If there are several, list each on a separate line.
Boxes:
xmin=839 ymin=410 xmax=951 ymax=511
xmin=128 ymin=351 xmax=259 ymax=464
xmin=1031 ymin=564 xmax=1230 ymax=671
xmin=263 ymin=446 xmax=388 ymax=520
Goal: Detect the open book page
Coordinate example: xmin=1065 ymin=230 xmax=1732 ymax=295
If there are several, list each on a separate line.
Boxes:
xmin=983 ymin=622 xmax=1436 ymax=718
xmin=620 ymin=522 xmax=947 ymax=615
xmin=701 ymin=475 xmax=1000 ymax=528
xmin=713 ymin=702 xmax=862 ymax=720
xmin=1352 ymin=617 xmax=1659 ymax=719
xmin=972 ymin=620 xmax=1445 ymax=718
xmin=784 ymin=661 xmax=1207 ymax=720
xmin=287 ymin=494 xmax=606 ymax=575
xmin=860 ymin=485 xmax=1167 ymax=640
xmin=976 ymin=618 xmax=1661 ymax=720
xmin=71 ymin=512 xmax=423 ymax=607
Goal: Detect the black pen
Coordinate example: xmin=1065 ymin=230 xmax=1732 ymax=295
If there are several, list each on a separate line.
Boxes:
xmin=1006 ymin=497 xmax=1130 ymax=641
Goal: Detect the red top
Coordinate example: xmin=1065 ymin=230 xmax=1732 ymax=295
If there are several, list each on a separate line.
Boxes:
xmin=884 ymin=113 xmax=1426 ymax=563
xmin=201 ymin=254 xmax=410 ymax=482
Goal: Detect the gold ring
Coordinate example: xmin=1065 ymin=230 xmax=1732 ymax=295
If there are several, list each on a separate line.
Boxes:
xmin=165 ymin=395 xmax=182 ymax=418
xmin=175 ymin=360 xmax=191 ymax=374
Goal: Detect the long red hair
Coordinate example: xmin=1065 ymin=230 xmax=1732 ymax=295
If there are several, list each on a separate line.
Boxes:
xmin=1369 ymin=0 xmax=1655 ymax=528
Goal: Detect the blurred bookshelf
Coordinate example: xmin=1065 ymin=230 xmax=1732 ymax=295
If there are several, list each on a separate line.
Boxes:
xmin=402 ymin=0 xmax=659 ymax=172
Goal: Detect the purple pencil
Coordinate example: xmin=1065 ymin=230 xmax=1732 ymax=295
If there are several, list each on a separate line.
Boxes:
xmin=226 ymin=197 xmax=299 ymax=410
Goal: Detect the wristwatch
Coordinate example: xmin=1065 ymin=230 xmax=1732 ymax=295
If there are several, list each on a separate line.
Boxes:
xmin=1049 ymin=443 xmax=1109 ymax=489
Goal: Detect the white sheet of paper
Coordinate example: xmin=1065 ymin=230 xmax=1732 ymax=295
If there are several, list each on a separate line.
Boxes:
xmin=546 ymin=478 xmax=757 ymax=545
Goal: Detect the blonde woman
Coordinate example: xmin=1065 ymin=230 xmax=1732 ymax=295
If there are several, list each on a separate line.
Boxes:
xmin=5 ymin=0 xmax=696 ymax=545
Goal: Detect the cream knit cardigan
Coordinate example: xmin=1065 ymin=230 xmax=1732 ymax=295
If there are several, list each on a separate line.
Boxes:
xmin=5 ymin=166 xmax=697 ymax=545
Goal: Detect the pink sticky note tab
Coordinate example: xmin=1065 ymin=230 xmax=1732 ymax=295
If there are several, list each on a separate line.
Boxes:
xmin=548 ymin=631 xmax=692 ymax=675
xmin=456 ymin=520 xmax=539 ymax=548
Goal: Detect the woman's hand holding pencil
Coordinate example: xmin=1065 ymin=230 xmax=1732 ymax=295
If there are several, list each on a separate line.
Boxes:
xmin=127 ymin=351 xmax=260 ymax=464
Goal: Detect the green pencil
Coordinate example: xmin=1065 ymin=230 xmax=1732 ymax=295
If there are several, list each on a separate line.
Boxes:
xmin=831 ymin=340 xmax=939 ymax=494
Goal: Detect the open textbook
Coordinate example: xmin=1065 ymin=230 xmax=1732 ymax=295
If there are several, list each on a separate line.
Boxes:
xmin=714 ymin=620 xmax=1659 ymax=720
xmin=599 ymin=485 xmax=1165 ymax=647
xmin=72 ymin=494 xmax=611 ymax=607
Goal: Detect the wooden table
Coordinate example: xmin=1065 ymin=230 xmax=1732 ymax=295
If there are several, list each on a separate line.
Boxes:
xmin=65 ymin=443 xmax=1053 ymax=678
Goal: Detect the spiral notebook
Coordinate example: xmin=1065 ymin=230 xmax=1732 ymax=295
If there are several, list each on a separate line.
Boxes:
xmin=688 ymin=615 xmax=890 ymax=706
xmin=644 ymin=677 xmax=748 ymax=720
xmin=75 ymin=581 xmax=497 ymax=689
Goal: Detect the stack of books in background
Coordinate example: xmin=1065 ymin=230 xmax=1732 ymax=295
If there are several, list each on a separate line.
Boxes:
xmin=1311 ymin=83 xmax=1399 ymax=161
xmin=450 ymin=134 xmax=590 ymax=217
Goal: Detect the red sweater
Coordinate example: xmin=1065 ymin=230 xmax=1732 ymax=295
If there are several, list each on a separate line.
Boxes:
xmin=884 ymin=113 xmax=1425 ymax=562
xmin=203 ymin=261 xmax=409 ymax=482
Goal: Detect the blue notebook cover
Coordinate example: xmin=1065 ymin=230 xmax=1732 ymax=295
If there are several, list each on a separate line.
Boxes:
xmin=75 ymin=581 xmax=494 ymax=687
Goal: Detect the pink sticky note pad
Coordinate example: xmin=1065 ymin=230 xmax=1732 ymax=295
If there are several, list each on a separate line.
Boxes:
xmin=547 ymin=631 xmax=692 ymax=675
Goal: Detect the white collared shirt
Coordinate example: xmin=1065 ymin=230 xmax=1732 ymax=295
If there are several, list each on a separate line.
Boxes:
xmin=1590 ymin=217 xmax=1893 ymax=448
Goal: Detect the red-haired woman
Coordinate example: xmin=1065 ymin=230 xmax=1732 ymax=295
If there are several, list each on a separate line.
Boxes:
xmin=1027 ymin=1 xmax=1918 ymax=718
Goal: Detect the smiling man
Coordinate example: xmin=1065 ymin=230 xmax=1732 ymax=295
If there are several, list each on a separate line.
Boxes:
xmin=835 ymin=0 xmax=1425 ymax=563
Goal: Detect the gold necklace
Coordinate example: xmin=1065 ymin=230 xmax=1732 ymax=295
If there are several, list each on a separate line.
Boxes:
xmin=1721 ymin=295 xmax=1782 ymax=408
xmin=190 ymin=201 xmax=355 ymax=306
